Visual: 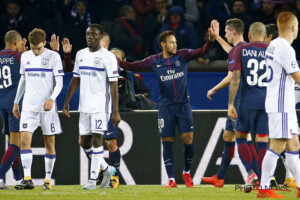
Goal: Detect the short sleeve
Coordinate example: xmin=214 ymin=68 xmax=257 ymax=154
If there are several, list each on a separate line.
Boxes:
xmin=229 ymin=47 xmax=242 ymax=71
xmin=73 ymin=51 xmax=80 ymax=77
xmin=53 ymin=53 xmax=64 ymax=76
xmin=103 ymin=52 xmax=119 ymax=82
xmin=20 ymin=53 xmax=25 ymax=75
xmin=279 ymin=48 xmax=299 ymax=74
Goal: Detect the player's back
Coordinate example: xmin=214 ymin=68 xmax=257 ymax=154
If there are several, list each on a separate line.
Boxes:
xmin=0 ymin=49 xmax=22 ymax=109
xmin=265 ymin=37 xmax=299 ymax=113
xmin=238 ymin=42 xmax=268 ymax=110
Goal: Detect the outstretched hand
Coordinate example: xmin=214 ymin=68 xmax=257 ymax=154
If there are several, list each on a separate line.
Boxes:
xmin=50 ymin=34 xmax=60 ymax=51
xmin=62 ymin=38 xmax=72 ymax=53
xmin=208 ymin=20 xmax=220 ymax=41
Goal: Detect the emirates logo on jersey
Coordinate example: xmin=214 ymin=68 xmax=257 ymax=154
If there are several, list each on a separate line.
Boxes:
xmin=41 ymin=59 xmax=49 ymax=67
xmin=93 ymin=57 xmax=102 ymax=66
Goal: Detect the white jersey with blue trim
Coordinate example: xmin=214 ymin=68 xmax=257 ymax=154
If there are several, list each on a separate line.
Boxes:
xmin=20 ymin=49 xmax=64 ymax=112
xmin=73 ymin=47 xmax=118 ymax=113
xmin=265 ymin=37 xmax=299 ymax=113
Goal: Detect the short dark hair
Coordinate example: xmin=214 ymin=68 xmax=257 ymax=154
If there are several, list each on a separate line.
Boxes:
xmin=158 ymin=31 xmax=175 ymax=49
xmin=226 ymin=18 xmax=244 ymax=35
xmin=7 ymin=0 xmax=20 ymax=6
xmin=28 ymin=28 xmax=46 ymax=45
xmin=266 ymin=24 xmax=279 ymax=39
xmin=119 ymin=5 xmax=134 ymax=18
xmin=88 ymin=24 xmax=104 ymax=35
xmin=4 ymin=30 xmax=21 ymax=45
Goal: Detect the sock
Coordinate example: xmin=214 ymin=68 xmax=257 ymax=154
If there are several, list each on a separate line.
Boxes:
xmin=247 ymin=141 xmax=260 ymax=179
xmin=285 ymin=151 xmax=300 ymax=187
xmin=280 ymin=151 xmax=293 ymax=179
xmin=90 ymin=146 xmax=103 ymax=180
xmin=20 ymin=149 xmax=33 ymax=178
xmin=45 ymin=154 xmax=56 ymax=180
xmin=83 ymin=147 xmax=93 ymax=161
xmin=0 ymin=144 xmax=19 ymax=179
xmin=183 ymin=143 xmax=194 ymax=173
xmin=260 ymin=149 xmax=279 ymax=188
xmin=257 ymin=142 xmax=268 ymax=171
xmin=236 ymin=138 xmax=253 ymax=175
xmin=109 ymin=148 xmax=120 ymax=176
xmin=162 ymin=141 xmax=174 ymax=179
xmin=12 ymin=153 xmax=22 ymax=181
xmin=217 ymin=141 xmax=235 ymax=179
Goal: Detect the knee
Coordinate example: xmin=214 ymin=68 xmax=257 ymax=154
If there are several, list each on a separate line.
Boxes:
xmin=92 ymin=135 xmax=102 ymax=147
xmin=105 ymin=140 xmax=118 ymax=152
xmin=223 ymin=131 xmax=235 ymax=142
xmin=182 ymin=134 xmax=193 ymax=144
xmin=255 ymin=135 xmax=269 ymax=143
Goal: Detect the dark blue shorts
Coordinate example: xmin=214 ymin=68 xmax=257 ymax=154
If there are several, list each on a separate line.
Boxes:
xmin=103 ymin=113 xmax=119 ymax=140
xmin=0 ymin=108 xmax=20 ymax=135
xmin=158 ymin=103 xmax=194 ymax=137
xmin=225 ymin=115 xmax=236 ymax=132
xmin=236 ymin=109 xmax=269 ymax=135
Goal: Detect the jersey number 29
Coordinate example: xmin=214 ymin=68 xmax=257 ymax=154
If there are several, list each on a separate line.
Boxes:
xmin=0 ymin=65 xmax=12 ymax=89
xmin=247 ymin=59 xmax=267 ymax=87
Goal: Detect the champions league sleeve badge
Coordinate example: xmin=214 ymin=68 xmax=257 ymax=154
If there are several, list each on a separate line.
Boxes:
xmin=93 ymin=57 xmax=102 ymax=67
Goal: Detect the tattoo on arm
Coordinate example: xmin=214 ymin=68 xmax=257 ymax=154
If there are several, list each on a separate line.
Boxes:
xmin=228 ymin=70 xmax=240 ymax=105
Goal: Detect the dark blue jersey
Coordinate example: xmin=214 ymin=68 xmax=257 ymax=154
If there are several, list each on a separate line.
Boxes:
xmin=119 ymin=42 xmax=212 ymax=107
xmin=0 ymin=50 xmax=22 ymax=109
xmin=227 ymin=42 xmax=247 ymax=105
xmin=230 ymin=42 xmax=268 ymax=110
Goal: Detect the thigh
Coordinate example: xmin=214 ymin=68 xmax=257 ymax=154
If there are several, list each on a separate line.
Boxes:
xmin=103 ymin=113 xmax=119 ymax=140
xmin=176 ymin=103 xmax=194 ymax=134
xmin=8 ymin=108 xmax=20 ymax=133
xmin=41 ymin=112 xmax=62 ymax=135
xmin=253 ymin=110 xmax=269 ymax=135
xmin=0 ymin=109 xmax=9 ymax=135
xmin=79 ymin=112 xmax=91 ymax=135
xmin=158 ymin=106 xmax=176 ymax=138
xmin=236 ymin=109 xmax=251 ymax=133
xmin=20 ymin=111 xmax=40 ymax=134
xmin=225 ymin=115 xmax=236 ymax=132
xmin=268 ymin=112 xmax=298 ymax=139
xmin=91 ymin=112 xmax=109 ymax=134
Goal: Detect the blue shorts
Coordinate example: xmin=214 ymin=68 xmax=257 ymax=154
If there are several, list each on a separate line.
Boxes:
xmin=236 ymin=109 xmax=269 ymax=135
xmin=0 ymin=108 xmax=20 ymax=135
xmin=225 ymin=115 xmax=236 ymax=132
xmin=158 ymin=103 xmax=194 ymax=137
xmin=103 ymin=113 xmax=119 ymax=140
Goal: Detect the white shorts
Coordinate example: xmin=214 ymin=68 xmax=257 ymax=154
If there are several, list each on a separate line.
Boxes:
xmin=20 ymin=111 xmax=62 ymax=135
xmin=79 ymin=112 xmax=110 ymax=135
xmin=268 ymin=112 xmax=299 ymax=139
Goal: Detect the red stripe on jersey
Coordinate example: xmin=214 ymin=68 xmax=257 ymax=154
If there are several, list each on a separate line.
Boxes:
xmin=167 ymin=58 xmax=177 ymax=104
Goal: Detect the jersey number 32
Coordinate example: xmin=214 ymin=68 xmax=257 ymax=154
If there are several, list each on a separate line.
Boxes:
xmin=246 ymin=59 xmax=267 ymax=87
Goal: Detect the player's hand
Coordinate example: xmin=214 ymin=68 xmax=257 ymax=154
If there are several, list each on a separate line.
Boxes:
xmin=50 ymin=34 xmax=60 ymax=51
xmin=112 ymin=111 xmax=121 ymax=126
xmin=21 ymin=38 xmax=28 ymax=52
xmin=62 ymin=38 xmax=72 ymax=53
xmin=207 ymin=89 xmax=216 ymax=100
xmin=209 ymin=20 xmax=220 ymax=39
xmin=44 ymin=98 xmax=54 ymax=111
xmin=12 ymin=104 xmax=20 ymax=118
xmin=228 ymin=104 xmax=238 ymax=122
xmin=63 ymin=103 xmax=71 ymax=118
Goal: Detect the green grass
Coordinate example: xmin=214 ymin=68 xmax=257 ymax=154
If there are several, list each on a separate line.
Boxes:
xmin=0 ymin=185 xmax=298 ymax=200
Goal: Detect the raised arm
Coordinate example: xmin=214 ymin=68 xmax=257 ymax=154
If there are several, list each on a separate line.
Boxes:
xmin=210 ymin=20 xmax=232 ymax=54
xmin=119 ymin=55 xmax=156 ymax=72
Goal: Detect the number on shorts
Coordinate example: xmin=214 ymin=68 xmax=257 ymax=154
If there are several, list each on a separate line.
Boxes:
xmin=158 ymin=118 xmax=164 ymax=129
xmin=50 ymin=123 xmax=55 ymax=132
xmin=95 ymin=120 xmax=102 ymax=129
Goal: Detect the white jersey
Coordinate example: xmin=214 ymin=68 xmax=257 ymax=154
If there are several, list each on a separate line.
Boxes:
xmin=20 ymin=49 xmax=64 ymax=112
xmin=73 ymin=47 xmax=118 ymax=113
xmin=265 ymin=37 xmax=299 ymax=113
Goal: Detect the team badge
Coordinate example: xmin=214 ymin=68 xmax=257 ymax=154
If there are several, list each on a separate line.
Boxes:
xmin=41 ymin=59 xmax=49 ymax=67
xmin=41 ymin=72 xmax=46 ymax=78
xmin=93 ymin=57 xmax=102 ymax=66
xmin=175 ymin=61 xmax=181 ymax=67
xmin=23 ymin=123 xmax=27 ymax=128
xmin=91 ymin=71 xmax=97 ymax=77
xmin=291 ymin=61 xmax=297 ymax=68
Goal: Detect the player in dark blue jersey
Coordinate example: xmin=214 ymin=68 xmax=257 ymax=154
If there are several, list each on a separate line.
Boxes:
xmin=0 ymin=30 xmax=26 ymax=189
xmin=202 ymin=19 xmax=257 ymax=188
xmin=228 ymin=22 xmax=269 ymax=190
xmin=119 ymin=28 xmax=215 ymax=187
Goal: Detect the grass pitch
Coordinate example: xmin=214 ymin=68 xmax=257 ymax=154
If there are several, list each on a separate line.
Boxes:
xmin=0 ymin=185 xmax=298 ymax=200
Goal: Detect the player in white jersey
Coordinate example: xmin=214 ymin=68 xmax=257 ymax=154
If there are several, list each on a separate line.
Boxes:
xmin=12 ymin=28 xmax=64 ymax=190
xmin=258 ymin=12 xmax=300 ymax=198
xmin=63 ymin=24 xmax=121 ymax=190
